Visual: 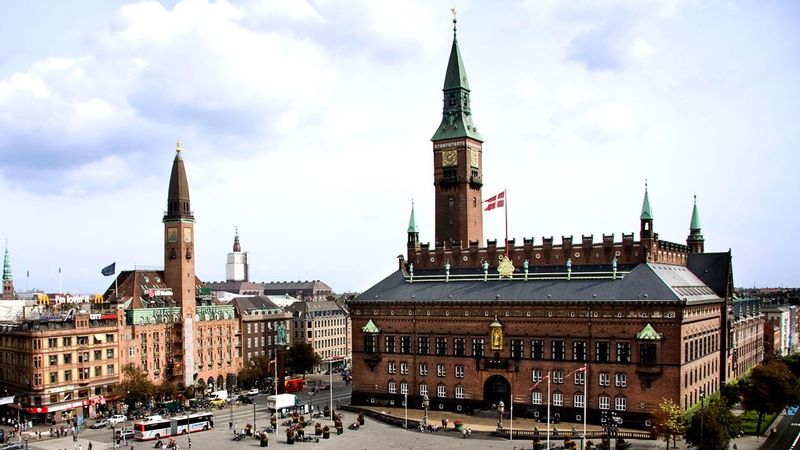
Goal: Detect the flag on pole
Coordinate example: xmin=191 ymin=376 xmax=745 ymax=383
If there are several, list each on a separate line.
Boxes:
xmin=484 ymin=191 xmax=505 ymax=211
xmin=101 ymin=262 xmax=116 ymax=276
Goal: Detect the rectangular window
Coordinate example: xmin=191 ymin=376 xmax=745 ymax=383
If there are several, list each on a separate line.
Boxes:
xmin=436 ymin=337 xmax=447 ymax=356
xmin=106 ymin=365 xmax=115 ymax=376
xmin=94 ymin=350 xmax=102 ymax=361
xmin=574 ymin=393 xmax=584 ymax=408
xmin=455 ymin=365 xmax=465 ymax=379
xmin=388 ymin=381 xmax=397 ymax=394
xmin=106 ymin=349 xmax=114 ymax=359
xmin=94 ymin=366 xmax=102 ymax=377
xmin=553 ymin=392 xmax=563 ymax=406
xmin=419 ymin=363 xmax=428 ymax=376
xmin=573 ymin=341 xmax=587 ymax=361
xmin=437 ymin=384 xmax=446 ymax=398
xmin=63 ymin=354 xmax=72 ymax=364
xmin=388 ymin=361 xmax=397 ymax=374
xmin=615 ymin=373 xmax=627 ymax=388
xmin=400 ymin=362 xmax=408 ymax=375
xmin=48 ymin=355 xmax=57 ymax=366
xmin=418 ymin=336 xmax=429 ymax=355
xmin=364 ymin=335 xmax=377 ymax=353
xmin=62 ymin=337 xmax=72 ymax=347
xmin=400 ymin=336 xmax=411 ymax=354
xmin=532 ymin=391 xmax=543 ymax=405
xmin=455 ymin=385 xmax=464 ymax=399
xmin=385 ymin=336 xmax=396 ymax=353
xmin=128 ymin=348 xmax=135 ymax=357
xmin=400 ymin=382 xmax=408 ymax=395
xmin=511 ymin=339 xmax=524 ymax=360
xmin=616 ymin=342 xmax=631 ymax=363
xmin=63 ymin=370 xmax=72 ymax=381
xmin=615 ymin=396 xmax=627 ymax=411
xmin=640 ymin=343 xmax=657 ymax=365
xmin=532 ymin=340 xmax=544 ymax=360
xmin=472 ymin=338 xmax=485 ymax=358
xmin=596 ymin=341 xmax=610 ymax=362
xmin=599 ymin=396 xmax=610 ymax=410
xmin=77 ymin=336 xmax=89 ymax=346
xmin=454 ymin=338 xmax=465 ymax=357
xmin=532 ymin=369 xmax=542 ymax=382
xmin=553 ymin=370 xmax=564 ymax=384
xmin=419 ymin=384 xmax=428 ymax=397
xmin=78 ymin=352 xmax=90 ymax=363
xmin=599 ymin=372 xmax=610 ymax=387
xmin=437 ymin=364 xmax=446 ymax=377
xmin=49 ymin=372 xmax=57 ymax=384
xmin=48 ymin=338 xmax=57 ymax=349
xmin=575 ymin=371 xmax=585 ymax=385
xmin=552 ymin=340 xmax=565 ymax=360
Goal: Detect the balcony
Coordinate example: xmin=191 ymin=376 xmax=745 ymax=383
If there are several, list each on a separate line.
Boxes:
xmin=635 ymin=365 xmax=663 ymax=387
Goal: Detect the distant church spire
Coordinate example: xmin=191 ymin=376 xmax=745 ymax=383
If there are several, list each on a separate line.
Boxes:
xmin=687 ymin=195 xmax=705 ymax=253
xmin=640 ymin=180 xmax=654 ymax=244
xmin=407 ymin=200 xmax=420 ymax=250
xmin=164 ymin=139 xmax=193 ymax=222
xmin=226 ymin=227 xmax=249 ymax=282
xmin=3 ymin=241 xmax=14 ymax=299
xmin=233 ymin=226 xmax=242 ymax=252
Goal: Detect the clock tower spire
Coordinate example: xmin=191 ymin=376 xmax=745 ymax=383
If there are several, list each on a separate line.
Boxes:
xmin=431 ymin=11 xmax=484 ymax=247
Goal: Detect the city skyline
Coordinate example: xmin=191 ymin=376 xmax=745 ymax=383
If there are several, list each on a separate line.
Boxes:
xmin=0 ymin=0 xmax=797 ymax=294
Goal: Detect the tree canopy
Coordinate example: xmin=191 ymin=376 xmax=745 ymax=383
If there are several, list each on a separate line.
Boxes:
xmin=650 ymin=398 xmax=685 ymax=450
xmin=111 ymin=363 xmax=156 ymax=412
xmin=684 ymin=397 xmax=740 ymax=450
xmin=287 ymin=341 xmax=322 ymax=378
xmin=740 ymin=357 xmax=800 ymax=433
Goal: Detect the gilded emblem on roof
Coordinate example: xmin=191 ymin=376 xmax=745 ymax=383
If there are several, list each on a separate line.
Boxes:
xmin=498 ymin=255 xmax=514 ymax=278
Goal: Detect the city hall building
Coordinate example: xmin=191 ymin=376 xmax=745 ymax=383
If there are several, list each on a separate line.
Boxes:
xmin=349 ymin=20 xmax=736 ymax=429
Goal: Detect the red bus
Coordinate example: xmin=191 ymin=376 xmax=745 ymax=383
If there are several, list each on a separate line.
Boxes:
xmin=285 ymin=378 xmax=305 ymax=393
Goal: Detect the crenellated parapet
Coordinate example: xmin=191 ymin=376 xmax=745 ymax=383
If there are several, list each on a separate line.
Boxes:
xmin=408 ymin=232 xmax=690 ymax=270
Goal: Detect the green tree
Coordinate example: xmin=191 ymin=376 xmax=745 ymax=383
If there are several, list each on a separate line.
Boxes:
xmin=684 ymin=397 xmax=740 ymax=450
xmin=154 ymin=379 xmax=177 ymax=401
xmin=719 ymin=382 xmax=741 ymax=407
xmin=111 ymin=363 xmax=156 ymax=412
xmin=225 ymin=372 xmax=238 ymax=390
xmin=741 ymin=358 xmax=800 ymax=434
xmin=650 ymin=398 xmax=685 ymax=449
xmin=286 ymin=342 xmax=322 ymax=378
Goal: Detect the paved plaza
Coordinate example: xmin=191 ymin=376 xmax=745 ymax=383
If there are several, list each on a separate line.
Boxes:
xmin=17 ymin=404 xmax=768 ymax=450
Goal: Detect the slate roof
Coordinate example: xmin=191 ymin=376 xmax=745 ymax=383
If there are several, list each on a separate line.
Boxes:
xmin=104 ymin=270 xmax=207 ymax=308
xmin=687 ymin=251 xmax=732 ymax=298
xmin=231 ymin=296 xmax=282 ymax=315
xmin=353 ymin=263 xmax=721 ymax=304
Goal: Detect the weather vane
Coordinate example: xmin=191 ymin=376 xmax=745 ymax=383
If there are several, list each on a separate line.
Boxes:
xmin=176 ymin=139 xmax=182 ymax=153
xmin=451 ymin=7 xmax=458 ymax=34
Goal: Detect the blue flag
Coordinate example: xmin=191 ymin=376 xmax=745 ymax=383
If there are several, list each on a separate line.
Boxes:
xmin=101 ymin=262 xmax=115 ymax=276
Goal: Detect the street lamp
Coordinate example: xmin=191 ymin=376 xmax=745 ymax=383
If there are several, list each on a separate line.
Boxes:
xmin=422 ymin=394 xmax=430 ymax=428
xmin=700 ymin=389 xmax=705 ymax=447
xmin=497 ymin=400 xmax=505 ymax=429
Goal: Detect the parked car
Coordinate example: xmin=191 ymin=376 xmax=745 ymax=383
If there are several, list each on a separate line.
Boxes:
xmin=1 ymin=442 xmax=24 ymax=450
xmin=247 ymin=388 xmax=259 ymax=396
xmin=115 ymin=429 xmax=134 ymax=440
xmin=240 ymin=396 xmax=254 ymax=404
xmin=210 ymin=398 xmax=226 ymax=407
xmin=108 ymin=414 xmax=127 ymax=425
xmin=89 ymin=419 xmax=109 ymax=429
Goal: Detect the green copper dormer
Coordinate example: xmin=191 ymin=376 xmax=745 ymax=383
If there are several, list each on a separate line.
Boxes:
xmin=2 ymin=245 xmax=10 ymax=281
xmin=636 ymin=323 xmax=663 ymax=340
xmin=640 ymin=185 xmax=653 ymax=221
xmin=362 ymin=319 xmax=380 ymax=334
xmin=431 ymin=17 xmax=483 ymax=142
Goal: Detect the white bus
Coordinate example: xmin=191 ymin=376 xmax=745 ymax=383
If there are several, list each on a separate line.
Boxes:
xmin=133 ymin=413 xmax=214 ymax=440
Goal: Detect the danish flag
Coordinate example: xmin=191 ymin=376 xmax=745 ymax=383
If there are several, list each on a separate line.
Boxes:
xmin=484 ymin=191 xmax=505 ymax=211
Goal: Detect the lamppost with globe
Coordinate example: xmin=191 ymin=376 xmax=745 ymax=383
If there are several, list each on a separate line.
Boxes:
xmin=422 ymin=394 xmax=429 ymax=428
xmin=497 ymin=400 xmax=505 ymax=429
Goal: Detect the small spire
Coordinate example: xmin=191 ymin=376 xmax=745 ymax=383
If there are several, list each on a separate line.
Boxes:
xmin=3 ymin=242 xmax=11 ymax=281
xmin=407 ymin=200 xmax=418 ymax=233
xmin=690 ymin=195 xmax=702 ymax=231
xmin=233 ymin=227 xmax=241 ymax=252
xmin=640 ymin=180 xmax=653 ymax=220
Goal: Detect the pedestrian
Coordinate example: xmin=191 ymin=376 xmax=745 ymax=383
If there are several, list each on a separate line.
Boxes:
xmin=88 ymin=442 xmax=93 ymax=450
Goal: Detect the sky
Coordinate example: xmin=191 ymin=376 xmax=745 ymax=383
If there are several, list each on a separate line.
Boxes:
xmin=0 ymin=0 xmax=798 ymax=295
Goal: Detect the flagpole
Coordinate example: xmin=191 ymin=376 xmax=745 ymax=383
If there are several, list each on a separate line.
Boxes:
xmin=547 ymin=370 xmax=551 ymax=450
xmin=509 ymin=375 xmax=513 ymax=442
xmin=583 ymin=364 xmax=588 ymax=450
xmin=504 ymin=189 xmax=509 ymax=257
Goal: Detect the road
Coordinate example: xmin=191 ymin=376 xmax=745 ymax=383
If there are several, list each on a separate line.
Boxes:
xmin=762 ymin=407 xmax=800 ymax=450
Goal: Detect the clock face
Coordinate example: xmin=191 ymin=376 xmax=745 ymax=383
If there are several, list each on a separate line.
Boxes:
xmin=470 ymin=150 xmax=479 ymax=168
xmin=183 ymin=228 xmax=192 ymax=243
xmin=167 ymin=228 xmax=178 ymax=243
xmin=442 ymin=150 xmax=457 ymax=167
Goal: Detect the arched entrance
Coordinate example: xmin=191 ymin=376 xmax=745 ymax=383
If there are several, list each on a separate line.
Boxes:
xmin=483 ymin=375 xmax=510 ymax=407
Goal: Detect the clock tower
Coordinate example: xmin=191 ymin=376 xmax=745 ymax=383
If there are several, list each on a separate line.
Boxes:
xmin=163 ymin=140 xmax=197 ymax=385
xmin=432 ymin=17 xmax=484 ymax=247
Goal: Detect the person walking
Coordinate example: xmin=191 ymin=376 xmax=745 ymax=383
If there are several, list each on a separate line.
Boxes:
xmin=88 ymin=441 xmax=93 ymax=450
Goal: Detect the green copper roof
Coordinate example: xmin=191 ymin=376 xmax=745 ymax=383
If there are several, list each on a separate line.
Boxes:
xmin=640 ymin=187 xmax=653 ymax=220
xmin=490 ymin=317 xmax=502 ymax=328
xmin=407 ymin=201 xmax=418 ymax=233
xmin=2 ymin=246 xmax=10 ymax=281
xmin=431 ymin=23 xmax=483 ymax=142
xmin=362 ymin=319 xmax=380 ymax=334
xmin=690 ymin=196 xmax=702 ymax=231
xmin=636 ymin=323 xmax=663 ymax=340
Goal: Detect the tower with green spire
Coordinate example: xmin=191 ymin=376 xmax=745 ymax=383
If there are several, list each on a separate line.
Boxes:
xmin=432 ymin=12 xmax=485 ymax=247
xmin=3 ymin=243 xmax=14 ymax=299
xmin=687 ymin=195 xmax=705 ymax=253
xmin=640 ymin=181 xmax=654 ymax=239
xmin=407 ymin=200 xmax=420 ymax=250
